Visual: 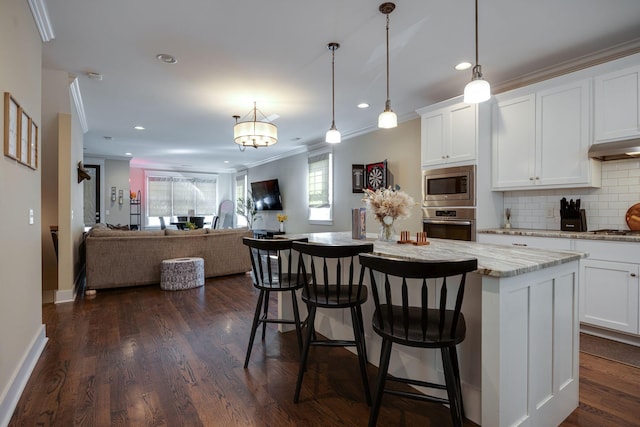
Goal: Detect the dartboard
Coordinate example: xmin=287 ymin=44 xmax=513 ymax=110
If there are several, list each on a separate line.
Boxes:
xmin=366 ymin=161 xmax=387 ymax=190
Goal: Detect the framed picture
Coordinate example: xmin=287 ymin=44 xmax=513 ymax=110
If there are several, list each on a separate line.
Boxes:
xmin=4 ymin=92 xmax=19 ymax=160
xmin=19 ymin=108 xmax=29 ymax=165
xmin=352 ymin=164 xmax=365 ymax=193
xmin=29 ymin=118 xmax=38 ymax=169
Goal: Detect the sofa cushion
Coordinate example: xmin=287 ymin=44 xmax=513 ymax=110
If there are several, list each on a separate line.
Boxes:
xmin=90 ymin=229 xmax=165 ymax=237
xmin=165 ymin=228 xmax=208 ymax=236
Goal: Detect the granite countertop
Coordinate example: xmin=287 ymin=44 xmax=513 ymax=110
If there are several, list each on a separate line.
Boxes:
xmin=286 ymin=231 xmax=584 ymax=279
xmin=478 ymin=228 xmax=640 ymax=243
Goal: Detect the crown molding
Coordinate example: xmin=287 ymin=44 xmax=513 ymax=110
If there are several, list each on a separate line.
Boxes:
xmin=69 ymin=76 xmax=89 ymax=133
xmin=28 ymin=0 xmax=55 ymax=42
xmin=493 ymin=38 xmax=640 ymax=95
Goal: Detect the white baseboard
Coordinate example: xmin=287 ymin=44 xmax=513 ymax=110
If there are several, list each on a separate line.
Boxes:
xmin=580 ymin=324 xmax=640 ymax=347
xmin=0 ymin=325 xmax=47 ymax=427
xmin=55 ymin=288 xmax=75 ymax=304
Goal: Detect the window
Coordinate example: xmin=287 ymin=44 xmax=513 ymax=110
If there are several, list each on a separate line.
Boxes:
xmin=308 ymin=150 xmax=333 ymax=223
xmin=146 ymin=171 xmax=217 ymax=227
xmin=235 ymin=172 xmax=248 ymax=228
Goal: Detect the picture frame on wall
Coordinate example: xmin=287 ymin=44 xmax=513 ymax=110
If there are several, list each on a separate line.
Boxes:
xmin=19 ymin=108 xmax=29 ymax=165
xmin=4 ymin=92 xmax=19 ymax=160
xmin=352 ymin=164 xmax=365 ymax=193
xmin=29 ymin=118 xmax=38 ymax=169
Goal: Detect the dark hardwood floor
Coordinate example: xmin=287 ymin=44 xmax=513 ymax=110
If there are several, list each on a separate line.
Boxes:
xmin=9 ymin=274 xmax=640 ymax=426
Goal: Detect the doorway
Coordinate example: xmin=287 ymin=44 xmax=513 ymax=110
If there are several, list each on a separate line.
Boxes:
xmin=83 ymin=164 xmax=100 ymax=226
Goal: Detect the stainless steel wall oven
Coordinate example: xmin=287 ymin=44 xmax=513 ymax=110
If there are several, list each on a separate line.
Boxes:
xmin=422 ymin=165 xmax=476 ymax=241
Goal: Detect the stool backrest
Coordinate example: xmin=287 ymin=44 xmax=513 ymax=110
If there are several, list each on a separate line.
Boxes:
xmin=359 ymin=253 xmax=478 ymax=341
xmin=243 ymin=237 xmax=308 ymax=288
xmin=292 ymin=241 xmax=374 ymax=305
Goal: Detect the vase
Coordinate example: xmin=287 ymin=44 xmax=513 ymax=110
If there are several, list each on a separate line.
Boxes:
xmin=279 ymin=222 xmax=285 ymax=233
xmin=378 ymin=221 xmax=395 ymax=242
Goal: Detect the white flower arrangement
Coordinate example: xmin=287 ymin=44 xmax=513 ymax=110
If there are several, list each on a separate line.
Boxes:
xmin=362 ymin=186 xmax=415 ymax=224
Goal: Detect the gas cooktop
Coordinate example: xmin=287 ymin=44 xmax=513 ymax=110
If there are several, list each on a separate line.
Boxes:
xmin=590 ymin=229 xmax=640 ymax=236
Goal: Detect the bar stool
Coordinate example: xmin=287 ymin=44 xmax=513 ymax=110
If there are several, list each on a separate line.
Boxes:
xmin=358 ymin=253 xmax=478 ymax=427
xmin=242 ymin=237 xmax=308 ymax=368
xmin=292 ymin=241 xmax=374 ymax=404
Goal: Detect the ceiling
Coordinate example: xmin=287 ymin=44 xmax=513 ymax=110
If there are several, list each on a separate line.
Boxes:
xmin=42 ymin=0 xmax=640 ymax=173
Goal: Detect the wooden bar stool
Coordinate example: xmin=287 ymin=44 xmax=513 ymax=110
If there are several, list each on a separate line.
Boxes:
xmin=292 ymin=241 xmax=374 ymax=405
xmin=359 ymin=253 xmax=478 ymax=427
xmin=242 ymin=237 xmax=309 ymax=368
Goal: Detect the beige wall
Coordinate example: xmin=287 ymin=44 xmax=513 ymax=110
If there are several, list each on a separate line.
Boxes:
xmin=104 ymin=159 xmax=132 ymax=226
xmin=0 ymin=0 xmax=44 ymax=421
xmin=248 ymin=119 xmax=423 ymax=234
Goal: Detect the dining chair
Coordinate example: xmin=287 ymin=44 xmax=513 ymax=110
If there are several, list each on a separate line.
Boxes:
xmin=291 ymin=241 xmax=374 ymax=405
xmin=358 ymin=253 xmax=478 ymax=427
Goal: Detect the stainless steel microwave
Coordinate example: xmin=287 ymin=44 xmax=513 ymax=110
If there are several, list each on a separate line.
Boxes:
xmin=422 ymin=165 xmax=476 ymax=207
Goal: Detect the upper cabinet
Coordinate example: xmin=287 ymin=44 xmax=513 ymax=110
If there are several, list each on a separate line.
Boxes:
xmin=492 ymin=79 xmax=601 ymax=190
xmin=418 ymin=101 xmax=477 ymax=168
xmin=594 ymin=64 xmax=640 ymax=142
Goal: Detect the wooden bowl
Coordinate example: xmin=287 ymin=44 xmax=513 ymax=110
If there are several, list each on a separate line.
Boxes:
xmin=625 ymin=203 xmax=640 ymax=231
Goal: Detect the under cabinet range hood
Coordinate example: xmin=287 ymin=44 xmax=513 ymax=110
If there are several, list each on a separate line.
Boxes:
xmin=588 ymin=139 xmax=640 ymax=161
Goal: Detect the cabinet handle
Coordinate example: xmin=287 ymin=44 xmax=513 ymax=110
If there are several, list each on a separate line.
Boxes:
xmin=529 ymin=177 xmax=534 ymax=181
xmin=631 ymin=273 xmax=637 ymax=277
xmin=446 ymin=155 xmax=450 ymax=158
xmin=512 ymin=243 xmax=528 ymax=247
xmin=442 ymin=156 xmax=446 ymax=159
xmin=535 ymin=176 xmax=540 ymax=180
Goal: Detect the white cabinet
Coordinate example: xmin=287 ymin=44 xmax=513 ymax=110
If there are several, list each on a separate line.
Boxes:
xmin=418 ymin=101 xmax=477 ymax=167
xmin=594 ymin=65 xmax=640 ymax=142
xmin=575 ymin=240 xmax=640 ymax=335
xmin=492 ymin=79 xmax=600 ymax=190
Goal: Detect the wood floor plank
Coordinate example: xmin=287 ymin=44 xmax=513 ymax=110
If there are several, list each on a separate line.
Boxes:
xmin=9 ymin=274 xmax=640 ymax=426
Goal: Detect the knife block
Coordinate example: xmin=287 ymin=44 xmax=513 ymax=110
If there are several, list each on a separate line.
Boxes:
xmin=561 ymin=209 xmax=587 ymax=232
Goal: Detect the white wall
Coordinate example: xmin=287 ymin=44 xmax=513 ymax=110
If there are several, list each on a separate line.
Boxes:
xmin=248 ymin=119 xmax=423 ymax=234
xmin=504 ymin=158 xmax=640 ymax=230
xmin=104 ymin=159 xmax=132 ymax=226
xmin=0 ymin=0 xmax=46 ymax=423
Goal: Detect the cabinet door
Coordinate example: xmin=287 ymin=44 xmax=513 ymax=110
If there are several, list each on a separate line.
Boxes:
xmin=421 ymin=111 xmax=446 ymax=167
xmin=594 ymin=65 xmax=640 ymax=142
xmin=492 ymin=94 xmax=535 ymax=189
xmin=580 ymin=259 xmax=639 ymax=334
xmin=536 ymin=80 xmax=591 ymax=186
xmin=448 ymin=103 xmax=477 ymax=163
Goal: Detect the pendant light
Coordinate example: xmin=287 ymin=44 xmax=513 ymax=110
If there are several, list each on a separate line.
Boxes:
xmin=326 ymin=42 xmax=341 ymax=143
xmin=233 ymin=102 xmax=278 ymax=152
xmin=378 ymin=2 xmax=397 ymax=129
xmin=464 ymin=0 xmax=491 ymax=103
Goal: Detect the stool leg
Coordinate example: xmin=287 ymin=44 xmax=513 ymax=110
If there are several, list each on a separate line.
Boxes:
xmin=291 ymin=289 xmax=303 ymax=357
xmin=244 ymin=289 xmax=266 ymax=368
xmin=441 ymin=347 xmax=464 ymax=427
xmin=261 ymin=290 xmax=270 ymax=340
xmin=368 ymin=338 xmax=392 ymax=427
xmin=294 ymin=305 xmax=316 ymax=403
xmin=450 ymin=345 xmax=465 ymax=419
xmin=356 ymin=305 xmax=368 ymax=364
xmin=351 ymin=307 xmax=371 ymax=405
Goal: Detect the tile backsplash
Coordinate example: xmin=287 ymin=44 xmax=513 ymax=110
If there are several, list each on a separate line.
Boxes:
xmin=504 ymin=159 xmax=640 ymax=231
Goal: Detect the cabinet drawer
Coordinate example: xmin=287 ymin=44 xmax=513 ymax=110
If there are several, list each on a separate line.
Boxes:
xmin=478 ymin=234 xmax=571 ymax=251
xmin=574 ymin=240 xmax=640 ymax=264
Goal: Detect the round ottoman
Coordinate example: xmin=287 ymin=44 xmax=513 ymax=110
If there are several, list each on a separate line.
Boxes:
xmin=160 ymin=257 xmax=205 ymax=290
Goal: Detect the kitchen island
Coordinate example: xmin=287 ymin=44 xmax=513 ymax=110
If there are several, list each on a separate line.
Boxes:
xmin=282 ymin=232 xmax=585 ymax=427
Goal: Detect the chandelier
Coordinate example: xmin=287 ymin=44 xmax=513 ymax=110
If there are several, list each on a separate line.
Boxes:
xmin=233 ymin=102 xmax=278 ymax=150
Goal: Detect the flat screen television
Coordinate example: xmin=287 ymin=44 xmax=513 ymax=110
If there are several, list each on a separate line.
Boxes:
xmin=250 ymin=179 xmax=283 ymax=211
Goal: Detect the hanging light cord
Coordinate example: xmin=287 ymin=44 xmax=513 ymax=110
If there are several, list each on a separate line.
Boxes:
xmin=331 ymin=47 xmax=336 ymax=127
xmin=385 ymin=12 xmax=391 ymax=108
xmin=474 ymin=0 xmax=479 ymax=67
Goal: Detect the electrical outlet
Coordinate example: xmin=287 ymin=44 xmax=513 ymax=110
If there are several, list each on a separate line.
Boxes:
xmin=545 ymin=208 xmax=555 ymax=218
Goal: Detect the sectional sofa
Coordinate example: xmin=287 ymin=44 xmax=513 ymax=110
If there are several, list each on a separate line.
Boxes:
xmin=85 ymin=226 xmax=252 ymax=290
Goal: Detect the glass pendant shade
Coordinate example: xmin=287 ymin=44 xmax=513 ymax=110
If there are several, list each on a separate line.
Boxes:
xmin=378 ymin=109 xmax=397 ymax=129
xmin=326 ymin=126 xmax=341 ymax=143
xmin=464 ymin=73 xmax=491 ymax=103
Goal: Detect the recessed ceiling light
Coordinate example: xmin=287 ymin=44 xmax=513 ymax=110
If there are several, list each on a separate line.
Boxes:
xmin=134 ymin=125 xmax=145 ymax=130
xmin=156 ymin=53 xmax=177 ymax=64
xmin=357 ymin=103 xmax=369 ymax=109
xmin=224 ymin=160 xmax=230 ymax=164
xmin=455 ymin=62 xmax=472 ymax=71
xmin=87 ymin=72 xmax=103 ymax=80
xmin=291 ymin=137 xmax=302 ymax=141
xmin=125 ymin=152 xmax=132 ymax=156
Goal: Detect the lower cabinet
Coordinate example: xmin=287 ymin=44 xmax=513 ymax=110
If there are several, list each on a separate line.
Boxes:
xmin=575 ymin=240 xmax=640 ymax=335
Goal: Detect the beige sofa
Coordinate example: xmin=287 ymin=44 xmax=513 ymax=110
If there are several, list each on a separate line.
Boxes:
xmin=85 ymin=226 xmax=252 ymax=290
